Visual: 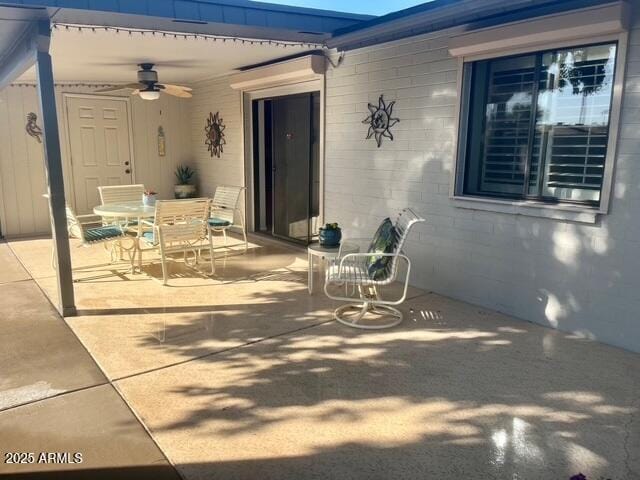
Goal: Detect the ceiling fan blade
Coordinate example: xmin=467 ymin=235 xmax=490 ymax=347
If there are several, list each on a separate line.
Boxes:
xmin=166 ymin=84 xmax=192 ymax=92
xmin=157 ymin=84 xmax=192 ymax=98
xmin=94 ymin=83 xmax=143 ymax=93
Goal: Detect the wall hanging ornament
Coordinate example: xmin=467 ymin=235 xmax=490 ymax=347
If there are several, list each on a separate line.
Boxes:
xmin=205 ymin=111 xmax=226 ymax=158
xmin=362 ymin=95 xmax=399 ymax=147
xmin=157 ymin=126 xmax=166 ymax=156
xmin=25 ymin=112 xmax=43 ymax=143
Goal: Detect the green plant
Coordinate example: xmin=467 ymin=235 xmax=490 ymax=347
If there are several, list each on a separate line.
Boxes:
xmin=322 ymin=222 xmax=340 ymax=230
xmin=174 ymin=165 xmax=195 ymax=185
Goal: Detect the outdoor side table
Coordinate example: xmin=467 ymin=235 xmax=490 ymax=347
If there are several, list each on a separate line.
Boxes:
xmin=307 ymin=243 xmax=358 ymax=294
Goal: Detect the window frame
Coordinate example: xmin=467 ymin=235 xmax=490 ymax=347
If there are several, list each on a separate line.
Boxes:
xmin=452 ymin=32 xmax=628 ymax=218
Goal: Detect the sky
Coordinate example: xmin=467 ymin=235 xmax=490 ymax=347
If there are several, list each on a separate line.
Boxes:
xmin=251 ymin=0 xmax=429 ymax=16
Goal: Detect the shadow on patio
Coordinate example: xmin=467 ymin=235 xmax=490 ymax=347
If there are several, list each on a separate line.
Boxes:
xmin=5 ymin=234 xmax=640 ymax=479
xmin=111 ymin=293 xmax=640 ymax=480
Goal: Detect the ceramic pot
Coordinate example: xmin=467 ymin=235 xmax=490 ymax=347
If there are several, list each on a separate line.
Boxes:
xmin=142 ymin=193 xmax=157 ymax=206
xmin=319 ymin=227 xmax=341 ymax=247
xmin=174 ymin=184 xmax=197 ymax=199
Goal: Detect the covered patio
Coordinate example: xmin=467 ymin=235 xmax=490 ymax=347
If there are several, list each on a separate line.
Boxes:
xmin=1 ymin=1 xmax=640 ymax=479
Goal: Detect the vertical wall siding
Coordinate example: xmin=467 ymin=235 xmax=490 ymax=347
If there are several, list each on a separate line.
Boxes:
xmin=322 ymin=13 xmax=640 ymax=352
xmin=131 ymin=91 xmax=193 ymax=200
xmin=189 ymin=76 xmax=243 ymax=198
xmin=0 ymin=85 xmax=192 ymax=237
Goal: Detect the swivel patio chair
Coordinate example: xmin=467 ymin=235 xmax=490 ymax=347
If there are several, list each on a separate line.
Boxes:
xmin=208 ymin=185 xmax=248 ymax=253
xmin=324 ymin=208 xmax=425 ymax=329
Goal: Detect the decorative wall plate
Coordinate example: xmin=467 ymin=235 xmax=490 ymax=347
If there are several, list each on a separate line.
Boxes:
xmin=205 ymin=111 xmax=226 ymax=158
xmin=362 ymin=95 xmax=399 ymax=147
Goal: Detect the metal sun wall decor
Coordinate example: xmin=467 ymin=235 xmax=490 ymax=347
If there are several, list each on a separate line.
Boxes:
xmin=25 ymin=112 xmax=43 ymax=143
xmin=362 ymin=95 xmax=399 ymax=147
xmin=205 ymin=111 xmax=226 ymax=158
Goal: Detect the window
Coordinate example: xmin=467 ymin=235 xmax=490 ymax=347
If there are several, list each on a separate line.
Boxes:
xmin=459 ymin=42 xmax=618 ymax=206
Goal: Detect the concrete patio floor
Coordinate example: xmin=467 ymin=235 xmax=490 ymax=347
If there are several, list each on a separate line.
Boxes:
xmin=1 ymin=237 xmax=639 ymax=479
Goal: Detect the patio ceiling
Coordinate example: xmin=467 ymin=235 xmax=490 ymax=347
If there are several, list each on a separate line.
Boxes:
xmin=16 ymin=24 xmax=322 ymax=84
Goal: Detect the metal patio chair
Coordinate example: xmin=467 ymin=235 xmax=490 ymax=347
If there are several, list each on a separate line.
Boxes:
xmin=324 ymin=208 xmax=425 ymax=330
xmin=137 ymin=198 xmax=213 ymax=285
xmin=208 ymin=185 xmax=248 ymax=253
xmin=52 ymin=204 xmax=133 ymax=270
xmin=98 ymin=184 xmax=145 ymax=205
xmin=97 ymin=184 xmax=145 ymax=229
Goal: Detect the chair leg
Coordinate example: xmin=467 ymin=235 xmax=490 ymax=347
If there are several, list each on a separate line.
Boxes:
xmin=160 ymin=248 xmax=168 ymax=285
xmin=208 ymin=234 xmax=215 ymax=275
xmin=222 ymin=228 xmax=228 ymax=246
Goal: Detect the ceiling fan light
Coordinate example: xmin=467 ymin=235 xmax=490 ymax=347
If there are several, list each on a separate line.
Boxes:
xmin=139 ymin=90 xmax=160 ymax=101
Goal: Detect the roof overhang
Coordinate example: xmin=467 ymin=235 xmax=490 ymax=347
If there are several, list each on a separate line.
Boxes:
xmin=327 ymin=0 xmax=619 ymax=50
xmin=0 ymin=5 xmax=50 ymax=89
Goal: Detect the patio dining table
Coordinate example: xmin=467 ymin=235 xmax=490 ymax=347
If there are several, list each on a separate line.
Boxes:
xmin=93 ymin=202 xmax=156 ymax=273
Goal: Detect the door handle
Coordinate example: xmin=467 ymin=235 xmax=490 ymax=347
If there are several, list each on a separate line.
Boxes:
xmin=124 ymin=161 xmax=130 ymax=166
xmin=125 ymin=169 xmax=131 ymax=174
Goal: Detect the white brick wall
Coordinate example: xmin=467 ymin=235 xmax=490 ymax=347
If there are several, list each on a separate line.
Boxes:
xmin=324 ymin=12 xmax=640 ymax=352
xmin=189 ymin=76 xmax=243 ymax=198
xmin=186 ymin=6 xmax=640 ymax=352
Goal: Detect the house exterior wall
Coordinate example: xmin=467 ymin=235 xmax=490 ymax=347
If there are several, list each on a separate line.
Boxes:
xmin=189 ymin=76 xmax=244 ymax=198
xmin=323 ymin=7 xmax=640 ymax=352
xmin=0 ymin=85 xmax=191 ymax=237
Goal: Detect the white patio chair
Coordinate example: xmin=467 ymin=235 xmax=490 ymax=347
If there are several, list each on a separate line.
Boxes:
xmin=137 ymin=198 xmax=214 ymax=285
xmin=52 ymin=204 xmax=133 ymax=270
xmin=323 ymin=208 xmax=425 ymax=330
xmin=208 ymin=185 xmax=248 ymax=253
xmin=97 ymin=184 xmax=145 ymax=230
xmin=98 ymin=184 xmax=145 ymax=204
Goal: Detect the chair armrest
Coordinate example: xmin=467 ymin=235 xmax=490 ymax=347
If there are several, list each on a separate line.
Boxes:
xmin=338 ymin=237 xmax=370 ymax=256
xmin=338 ymin=251 xmax=405 ymax=268
xmin=76 ymin=214 xmax=102 ymax=225
xmin=336 ymin=252 xmax=408 ymax=281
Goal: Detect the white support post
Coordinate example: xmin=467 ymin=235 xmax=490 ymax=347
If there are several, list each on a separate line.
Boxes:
xmin=35 ymin=20 xmax=76 ymax=316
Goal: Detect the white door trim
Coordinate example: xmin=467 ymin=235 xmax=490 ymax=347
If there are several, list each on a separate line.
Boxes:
xmin=241 ymin=78 xmax=325 ymax=234
xmin=62 ymin=93 xmax=135 ymax=211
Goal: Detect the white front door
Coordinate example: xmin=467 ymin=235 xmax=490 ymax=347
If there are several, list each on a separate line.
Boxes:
xmin=66 ymin=96 xmax=133 ymax=213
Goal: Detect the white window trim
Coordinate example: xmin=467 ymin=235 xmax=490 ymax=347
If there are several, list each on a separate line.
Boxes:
xmin=449 ymin=10 xmax=629 ymax=224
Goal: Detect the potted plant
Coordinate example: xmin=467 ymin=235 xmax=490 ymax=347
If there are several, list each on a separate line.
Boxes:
xmin=142 ymin=189 xmax=158 ymax=206
xmin=174 ymin=165 xmax=197 ymax=199
xmin=319 ymin=222 xmax=341 ymax=247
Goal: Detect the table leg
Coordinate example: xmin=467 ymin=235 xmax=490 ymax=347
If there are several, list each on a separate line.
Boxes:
xmin=308 ymin=251 xmax=313 ymax=294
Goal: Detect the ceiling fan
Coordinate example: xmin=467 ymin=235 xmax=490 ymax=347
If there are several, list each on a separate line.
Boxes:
xmin=95 ymin=63 xmax=192 ymax=100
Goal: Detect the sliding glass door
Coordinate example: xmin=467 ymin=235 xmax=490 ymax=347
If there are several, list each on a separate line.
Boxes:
xmin=253 ymin=92 xmax=319 ymax=244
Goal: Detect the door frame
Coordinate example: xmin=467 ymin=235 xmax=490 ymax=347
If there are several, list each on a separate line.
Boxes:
xmin=242 ymin=78 xmax=325 ymax=236
xmin=62 ymin=93 xmax=136 ymax=211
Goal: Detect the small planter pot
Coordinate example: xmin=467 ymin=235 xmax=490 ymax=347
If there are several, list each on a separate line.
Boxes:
xmin=319 ymin=227 xmax=341 ymax=247
xmin=142 ymin=193 xmax=157 ymax=206
xmin=174 ymin=184 xmax=197 ymax=199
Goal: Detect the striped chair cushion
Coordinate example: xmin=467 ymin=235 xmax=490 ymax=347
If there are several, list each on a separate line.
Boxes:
xmin=208 ymin=217 xmax=232 ymax=227
xmin=83 ymin=226 xmax=123 ymax=243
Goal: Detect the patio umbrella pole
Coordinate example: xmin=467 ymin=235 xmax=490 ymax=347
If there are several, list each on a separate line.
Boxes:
xmin=36 ymin=20 xmax=76 ymax=316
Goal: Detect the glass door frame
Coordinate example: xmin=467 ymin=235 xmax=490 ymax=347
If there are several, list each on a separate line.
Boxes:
xmin=242 ymin=79 xmax=325 ymax=241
